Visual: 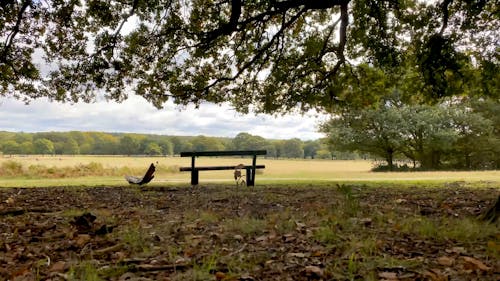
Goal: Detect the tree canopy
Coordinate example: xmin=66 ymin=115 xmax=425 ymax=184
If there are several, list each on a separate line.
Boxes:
xmin=321 ymin=99 xmax=499 ymax=170
xmin=1 ymin=0 xmax=498 ymax=113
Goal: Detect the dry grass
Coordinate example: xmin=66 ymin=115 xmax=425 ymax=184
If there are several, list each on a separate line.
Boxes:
xmin=0 ymin=155 xmax=499 ymax=188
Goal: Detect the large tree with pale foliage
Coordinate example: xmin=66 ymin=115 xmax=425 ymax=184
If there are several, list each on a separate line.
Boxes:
xmin=322 ymin=100 xmax=498 ymax=170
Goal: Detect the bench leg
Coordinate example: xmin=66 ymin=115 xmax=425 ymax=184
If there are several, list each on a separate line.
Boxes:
xmin=191 ymin=170 xmax=199 ymax=185
xmin=246 ymin=168 xmax=254 ymax=187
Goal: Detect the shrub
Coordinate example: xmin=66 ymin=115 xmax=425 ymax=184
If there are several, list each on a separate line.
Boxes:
xmin=0 ymin=160 xmax=24 ymax=176
xmin=372 ymin=163 xmax=413 ymax=172
xmin=1 ymin=161 xmax=181 ymax=178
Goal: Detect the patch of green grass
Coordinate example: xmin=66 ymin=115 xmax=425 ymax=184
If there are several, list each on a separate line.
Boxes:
xmin=275 ymin=218 xmax=297 ymax=234
xmin=414 ymin=217 xmax=439 ymax=238
xmin=34 ymin=258 xmax=49 ymax=281
xmin=118 ymin=224 xmax=152 ymax=254
xmin=347 ymin=253 xmax=360 ymax=281
xmin=313 ymin=225 xmax=340 ymax=245
xmin=442 ymin=218 xmax=498 ymax=243
xmin=327 ymin=252 xmax=424 ymax=281
xmin=223 ymin=250 xmax=271 ymax=274
xmin=326 ymin=254 xmax=377 ymax=281
xmin=60 ymin=209 xmax=88 ymax=218
xmin=223 ymin=217 xmax=267 ymax=236
xmin=336 ymin=184 xmax=360 ymax=217
xmin=67 ymin=260 xmax=102 ymax=281
xmin=180 ymin=209 xmax=222 ymax=229
xmin=96 ymin=265 xmax=130 ymax=280
xmin=400 ymin=216 xmax=498 ymax=242
xmin=347 ymin=236 xmax=380 ymax=257
xmin=173 ymin=253 xmax=219 ymax=281
xmin=373 ymin=255 xmax=423 ymax=269
xmin=198 ymin=210 xmax=221 ymax=224
xmin=265 ymin=207 xmax=298 ymax=234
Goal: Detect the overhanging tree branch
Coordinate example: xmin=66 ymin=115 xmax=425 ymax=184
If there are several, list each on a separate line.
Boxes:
xmin=312 ymin=1 xmax=349 ymax=101
xmin=273 ymin=0 xmax=348 ymax=10
xmin=203 ymin=0 xmax=242 ymax=45
xmin=201 ymin=0 xmax=349 ymax=48
xmin=1 ymin=0 xmax=31 ymax=63
xmin=95 ymin=0 xmax=140 ymax=58
xmin=201 ymin=8 xmax=307 ymax=95
xmin=439 ymin=0 xmax=453 ymax=35
xmin=1 ymin=0 xmax=497 ymax=113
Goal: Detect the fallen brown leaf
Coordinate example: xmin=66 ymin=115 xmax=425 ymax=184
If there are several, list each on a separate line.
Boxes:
xmin=436 ymin=256 xmax=454 ymax=267
xmin=215 ymin=271 xmax=226 ymax=280
xmin=378 ymin=271 xmax=398 ymax=280
xmin=49 ymin=261 xmax=67 ymax=272
xmin=286 ymin=252 xmax=308 ymax=258
xmin=302 ymin=265 xmax=323 ymax=278
xmin=461 ymin=256 xmax=491 ymax=271
xmin=75 ymin=234 xmax=91 ymax=247
xmin=422 ymin=268 xmax=448 ymax=281
xmin=487 ymin=241 xmax=500 ymax=252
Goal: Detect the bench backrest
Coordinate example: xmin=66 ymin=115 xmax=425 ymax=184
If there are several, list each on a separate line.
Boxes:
xmin=180 ymin=150 xmax=267 ymax=157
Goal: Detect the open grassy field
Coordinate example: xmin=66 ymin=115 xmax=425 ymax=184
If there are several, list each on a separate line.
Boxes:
xmin=1 ymin=155 xmax=499 ymax=187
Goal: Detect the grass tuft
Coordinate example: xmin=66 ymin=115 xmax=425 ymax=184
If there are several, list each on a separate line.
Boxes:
xmin=223 ymin=217 xmax=267 ymax=236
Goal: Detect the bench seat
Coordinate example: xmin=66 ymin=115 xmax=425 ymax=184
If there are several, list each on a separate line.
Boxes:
xmin=180 ymin=165 xmax=265 ymax=172
xmin=179 ymin=150 xmax=267 ymax=186
xmin=180 ymin=150 xmax=266 ymax=157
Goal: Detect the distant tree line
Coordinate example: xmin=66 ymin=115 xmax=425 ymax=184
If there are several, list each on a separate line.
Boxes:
xmin=0 ymin=131 xmax=347 ymax=160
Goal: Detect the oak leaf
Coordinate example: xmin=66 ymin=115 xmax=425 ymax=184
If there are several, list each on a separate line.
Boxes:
xmin=378 ymin=271 xmax=398 ymax=280
xmin=422 ymin=269 xmax=448 ymax=281
xmin=461 ymin=256 xmax=491 ymax=271
xmin=436 ymin=256 xmax=454 ymax=267
xmin=49 ymin=261 xmax=67 ymax=272
xmin=302 ymin=265 xmax=323 ymax=278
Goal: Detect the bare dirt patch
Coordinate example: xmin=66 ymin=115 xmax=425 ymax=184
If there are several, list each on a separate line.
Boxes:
xmin=0 ymin=184 xmax=499 ymax=280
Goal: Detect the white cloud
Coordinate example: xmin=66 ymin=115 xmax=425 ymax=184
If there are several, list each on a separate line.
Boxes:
xmin=0 ymin=95 xmax=327 ymax=140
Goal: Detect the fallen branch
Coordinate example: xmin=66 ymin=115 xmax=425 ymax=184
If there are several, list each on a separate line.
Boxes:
xmin=135 ymin=264 xmax=190 ymax=271
xmin=228 ymin=243 xmax=247 ymax=257
xmin=0 ymin=208 xmax=25 ymax=216
xmin=49 ymin=272 xmax=69 ymax=280
xmin=94 ymin=243 xmax=124 ymax=255
xmin=118 ymin=258 xmax=191 ymax=272
xmin=130 ymin=263 xmax=190 ymax=272
xmin=0 ymin=207 xmax=55 ymax=216
xmin=32 ymin=233 xmax=67 ymax=242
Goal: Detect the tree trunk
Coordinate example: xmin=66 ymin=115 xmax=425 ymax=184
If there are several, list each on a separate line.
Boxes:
xmin=385 ymin=148 xmax=394 ymax=171
xmin=464 ymin=153 xmax=471 ymax=169
xmin=386 ymin=153 xmax=394 ymax=171
xmin=479 ymin=195 xmax=500 ymax=223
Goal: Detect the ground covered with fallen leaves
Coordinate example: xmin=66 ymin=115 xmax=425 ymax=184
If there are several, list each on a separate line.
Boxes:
xmin=0 ymin=183 xmax=499 ymax=281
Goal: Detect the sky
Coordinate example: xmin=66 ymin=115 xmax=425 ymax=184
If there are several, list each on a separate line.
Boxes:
xmin=0 ymin=8 xmax=333 ymax=141
xmin=0 ymin=95 xmax=328 ymax=140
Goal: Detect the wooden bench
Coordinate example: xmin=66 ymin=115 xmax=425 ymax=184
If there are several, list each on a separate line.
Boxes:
xmin=179 ymin=150 xmax=267 ymax=186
